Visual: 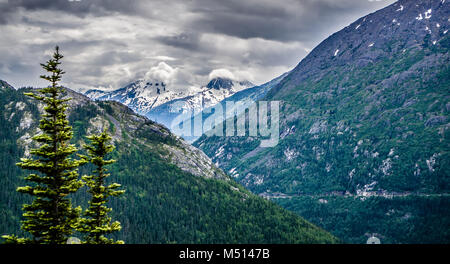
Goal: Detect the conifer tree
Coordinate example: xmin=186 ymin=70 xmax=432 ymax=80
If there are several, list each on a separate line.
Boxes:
xmin=2 ymin=46 xmax=86 ymax=244
xmin=78 ymin=130 xmax=125 ymax=244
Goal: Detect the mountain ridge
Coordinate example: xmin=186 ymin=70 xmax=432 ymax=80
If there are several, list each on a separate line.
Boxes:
xmin=85 ymin=77 xmax=255 ymax=115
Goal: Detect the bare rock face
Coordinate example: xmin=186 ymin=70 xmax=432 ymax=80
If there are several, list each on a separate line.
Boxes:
xmin=163 ymin=140 xmax=228 ymax=180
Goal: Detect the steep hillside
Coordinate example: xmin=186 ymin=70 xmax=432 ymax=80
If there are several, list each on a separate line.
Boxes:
xmin=194 ymin=0 xmax=450 ymax=243
xmin=0 ymin=81 xmax=337 ymax=244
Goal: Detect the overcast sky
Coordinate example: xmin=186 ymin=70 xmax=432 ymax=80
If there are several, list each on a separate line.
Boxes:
xmin=0 ymin=0 xmax=396 ymax=92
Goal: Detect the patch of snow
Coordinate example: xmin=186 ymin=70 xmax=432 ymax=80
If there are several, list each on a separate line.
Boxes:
xmin=16 ymin=101 xmax=26 ymax=111
xmin=8 ymin=112 xmax=15 ymax=121
xmin=355 ymin=24 xmax=361 ymax=30
xmin=433 ymin=40 xmax=437 ymax=45
xmin=380 ymin=158 xmax=392 ymax=176
xmin=318 ymin=199 xmax=328 ymax=204
xmin=284 ymin=148 xmax=298 ymax=162
xmin=349 ymin=168 xmax=356 ymax=179
xmin=312 ymin=146 xmax=324 ymax=160
xmin=325 ymin=163 xmax=332 ymax=172
xmin=416 ymin=13 xmax=423 ymax=20
xmin=424 ymin=9 xmax=432 ymax=19
xmin=436 ymin=23 xmax=440 ymax=28
xmin=356 ymin=181 xmax=377 ymax=197
xmin=426 ymin=153 xmax=440 ymax=172
xmin=396 ymin=5 xmax=404 ymax=12
xmin=414 ymin=163 xmax=421 ymax=176
xmin=254 ymin=175 xmax=264 ymax=185
xmin=388 ymin=148 xmax=395 ymax=156
xmin=228 ymin=167 xmax=239 ymax=178
xmin=280 ymin=125 xmax=296 ymax=139
xmin=368 ymin=43 xmax=374 ymax=47
xmin=353 ymin=145 xmax=359 ymax=158
xmin=215 ymin=145 xmax=225 ymax=158
xmin=334 ymin=49 xmax=339 ymax=56
xmin=444 ymin=30 xmax=448 ymax=34
xmin=309 ymin=120 xmax=327 ymax=134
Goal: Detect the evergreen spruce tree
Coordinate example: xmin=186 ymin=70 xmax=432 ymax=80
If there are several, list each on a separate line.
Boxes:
xmin=2 ymin=46 xmax=86 ymax=244
xmin=78 ymin=130 xmax=125 ymax=244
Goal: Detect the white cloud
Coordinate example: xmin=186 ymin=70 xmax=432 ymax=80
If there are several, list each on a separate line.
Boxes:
xmin=145 ymin=62 xmax=178 ymax=84
xmin=149 ymin=55 xmax=177 ymax=61
xmin=208 ymin=68 xmax=236 ymax=81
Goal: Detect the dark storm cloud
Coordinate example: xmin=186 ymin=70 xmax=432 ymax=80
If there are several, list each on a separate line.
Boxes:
xmin=155 ymin=32 xmax=202 ymax=51
xmin=1 ymin=0 xmax=396 ymax=43
xmin=187 ymin=0 xmax=396 ymax=43
xmin=0 ymin=0 xmax=151 ymax=24
xmin=2 ymin=0 xmax=136 ymax=14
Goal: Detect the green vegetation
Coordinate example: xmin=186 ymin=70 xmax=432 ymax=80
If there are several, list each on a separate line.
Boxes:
xmin=0 ymin=56 xmax=337 ymax=244
xmin=195 ymin=34 xmax=450 ymax=243
xmin=276 ymin=195 xmax=450 ymax=244
xmin=1 ymin=48 xmax=127 ymax=244
xmin=0 ymin=91 xmax=337 ymax=243
xmin=2 ymin=47 xmax=86 ymax=244
xmin=78 ymin=131 xmax=125 ymax=244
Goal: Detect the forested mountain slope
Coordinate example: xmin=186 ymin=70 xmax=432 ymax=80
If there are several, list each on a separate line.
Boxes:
xmin=0 ymin=81 xmax=337 ymax=243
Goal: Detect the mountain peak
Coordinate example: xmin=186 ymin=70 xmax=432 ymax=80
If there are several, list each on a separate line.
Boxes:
xmin=206 ymin=77 xmax=234 ymax=89
xmin=206 ymin=77 xmax=254 ymax=90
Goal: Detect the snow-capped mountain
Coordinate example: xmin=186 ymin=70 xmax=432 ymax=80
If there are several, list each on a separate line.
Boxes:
xmin=187 ymin=78 xmax=255 ymax=110
xmin=85 ymin=79 xmax=190 ymax=115
xmin=84 ymin=89 xmax=108 ymax=99
xmin=146 ymin=73 xmax=287 ymax=142
xmin=84 ymin=76 xmax=255 ymax=123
